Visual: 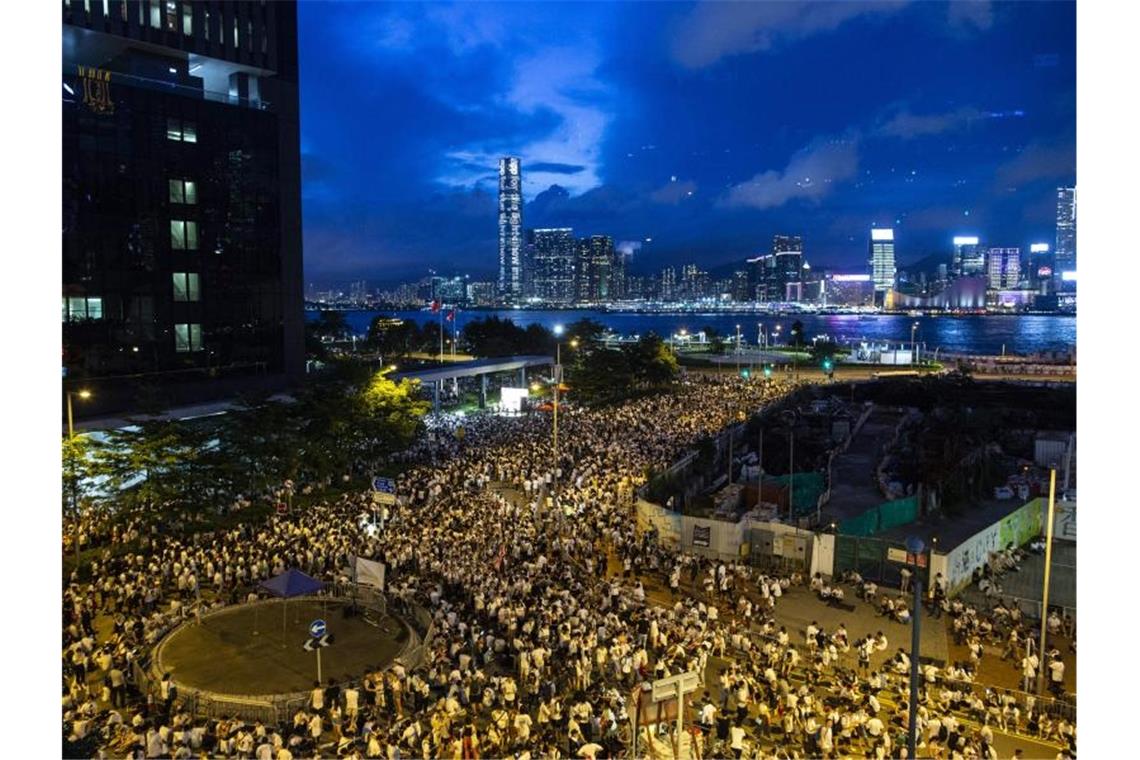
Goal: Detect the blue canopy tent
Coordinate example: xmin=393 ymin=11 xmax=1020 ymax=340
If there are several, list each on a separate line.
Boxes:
xmin=255 ymin=569 xmax=326 ymax=644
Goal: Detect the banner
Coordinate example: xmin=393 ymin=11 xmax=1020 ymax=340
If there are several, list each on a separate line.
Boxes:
xmin=352 ymin=557 xmax=386 ymax=590
xmin=692 ymin=524 xmax=711 ymax=548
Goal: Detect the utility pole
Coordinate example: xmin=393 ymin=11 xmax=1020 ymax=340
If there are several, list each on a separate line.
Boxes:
xmin=905 ymin=536 xmax=925 ymax=759
xmin=1038 ymin=468 xmax=1058 ymax=694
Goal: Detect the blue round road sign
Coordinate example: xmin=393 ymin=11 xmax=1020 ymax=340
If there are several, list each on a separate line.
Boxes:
xmin=309 ymin=619 xmax=327 ymax=638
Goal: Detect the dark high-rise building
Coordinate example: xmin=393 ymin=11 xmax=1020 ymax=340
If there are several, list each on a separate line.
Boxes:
xmin=576 ymin=235 xmax=614 ymax=303
xmin=498 ymin=157 xmax=523 ymax=301
xmin=772 ymin=235 xmax=804 ymax=302
xmin=532 ymin=228 xmax=576 ymax=304
xmin=62 ymin=0 xmax=303 ymax=418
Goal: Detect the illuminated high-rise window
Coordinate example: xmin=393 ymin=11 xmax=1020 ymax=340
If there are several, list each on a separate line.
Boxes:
xmin=169 ymin=179 xmax=197 ymax=205
xmin=182 ymin=4 xmax=192 ymax=35
xmin=172 ymin=272 xmax=200 ymax=302
xmin=171 ymin=220 xmax=198 ymax=250
xmin=174 ymin=323 xmax=203 ymax=352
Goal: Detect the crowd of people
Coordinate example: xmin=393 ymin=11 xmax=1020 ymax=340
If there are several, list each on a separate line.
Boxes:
xmin=63 ymin=374 xmax=1075 ymax=759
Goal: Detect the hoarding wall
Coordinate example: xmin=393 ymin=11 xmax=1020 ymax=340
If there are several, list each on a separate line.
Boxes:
xmin=942 ymin=497 xmax=1045 ymax=594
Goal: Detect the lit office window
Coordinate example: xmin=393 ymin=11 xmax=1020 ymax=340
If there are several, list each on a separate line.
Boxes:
xmin=63 ymin=296 xmax=104 ymax=321
xmin=204 ymin=9 xmax=210 ymax=41
xmin=175 ymin=323 xmax=203 ymax=352
xmin=182 ymin=4 xmax=192 ymax=35
xmin=233 ymin=18 xmax=239 ymax=48
xmin=172 ymin=272 xmax=200 ymax=302
xmin=164 ymin=1 xmax=177 ymax=31
xmin=166 ymin=119 xmax=197 ymax=142
xmin=171 ymin=220 xmax=198 ymax=250
xmin=168 ymin=179 xmax=196 ymax=205
xmin=150 ymin=0 xmax=161 ymax=29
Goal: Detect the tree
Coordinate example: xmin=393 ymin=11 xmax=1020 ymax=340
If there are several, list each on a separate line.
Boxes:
xmin=313 ymin=310 xmax=350 ymax=340
xmin=789 ymin=319 xmax=806 ymax=347
xmin=564 ymin=318 xmax=608 ymax=348
xmin=368 ymin=317 xmax=422 ymax=360
xmin=567 ymin=347 xmax=633 ymax=405
xmin=703 ymin=325 xmax=726 ymax=354
xmin=625 ymin=333 xmax=679 ymax=389
xmin=464 ymin=316 xmax=551 ymax=357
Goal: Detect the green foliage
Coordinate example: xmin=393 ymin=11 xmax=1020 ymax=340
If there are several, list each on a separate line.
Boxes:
xmin=566 ymin=333 xmax=679 ymax=406
xmin=368 ymin=317 xmax=424 ymax=359
xmin=463 ymin=316 xmax=553 ymax=357
xmin=75 ymin=366 xmax=429 ymax=516
xmin=789 ymin=319 xmax=806 ymax=347
xmin=703 ymin=325 xmax=726 ymax=354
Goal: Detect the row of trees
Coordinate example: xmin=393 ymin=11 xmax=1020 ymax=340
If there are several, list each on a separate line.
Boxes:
xmin=562 ymin=320 xmax=680 ymax=406
xmin=63 ymin=362 xmax=429 ymax=518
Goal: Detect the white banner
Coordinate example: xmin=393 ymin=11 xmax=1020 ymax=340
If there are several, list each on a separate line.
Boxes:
xmin=352 ymin=556 xmax=386 ymax=590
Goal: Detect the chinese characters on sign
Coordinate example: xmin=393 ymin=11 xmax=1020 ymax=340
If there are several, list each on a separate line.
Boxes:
xmin=77 ymin=66 xmax=114 ymax=115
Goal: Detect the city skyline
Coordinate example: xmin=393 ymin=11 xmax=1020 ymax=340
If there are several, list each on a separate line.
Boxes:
xmin=299 ymin=1 xmax=1075 ymax=285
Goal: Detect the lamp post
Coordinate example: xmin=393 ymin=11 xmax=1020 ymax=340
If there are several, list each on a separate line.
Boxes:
xmin=904 ymin=535 xmax=925 ymax=759
xmin=735 ymin=324 xmax=742 ymax=375
xmin=66 ymin=389 xmax=92 ymax=568
xmin=553 ymin=325 xmax=564 ymax=492
xmin=1038 ymin=468 xmax=1058 ymax=695
xmin=780 ymin=410 xmax=796 ymax=521
xmin=911 ymin=322 xmax=919 ymax=366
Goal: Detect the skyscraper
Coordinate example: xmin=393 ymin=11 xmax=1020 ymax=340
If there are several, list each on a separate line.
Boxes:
xmin=62 ymin=0 xmax=303 ymax=417
xmin=772 ymin=234 xmax=804 ymax=302
xmin=532 ymin=228 xmax=576 ymax=304
xmin=952 ymin=236 xmax=984 ymax=277
xmin=498 ymin=157 xmax=523 ymax=301
xmin=869 ymin=229 xmax=896 ymax=296
xmin=576 ymin=235 xmax=615 ymax=303
xmin=986 ymin=248 xmax=1021 ymax=290
xmin=1055 ymin=186 xmax=1076 ymax=276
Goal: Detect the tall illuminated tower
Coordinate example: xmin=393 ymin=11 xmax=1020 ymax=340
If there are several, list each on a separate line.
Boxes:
xmin=869 ymin=228 xmax=896 ymax=295
xmin=498 ymin=157 xmax=523 ymax=301
xmin=1054 ymin=186 xmax=1076 ymax=275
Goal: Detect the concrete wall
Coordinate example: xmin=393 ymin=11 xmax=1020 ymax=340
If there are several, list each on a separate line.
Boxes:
xmin=938 ymin=497 xmax=1045 ymax=595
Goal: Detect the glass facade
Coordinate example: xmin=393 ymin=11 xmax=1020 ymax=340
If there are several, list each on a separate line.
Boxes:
xmin=63 ymin=1 xmax=303 ymax=415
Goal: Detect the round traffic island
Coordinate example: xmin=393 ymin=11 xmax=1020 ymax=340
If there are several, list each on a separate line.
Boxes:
xmin=156 ymin=598 xmax=408 ymax=697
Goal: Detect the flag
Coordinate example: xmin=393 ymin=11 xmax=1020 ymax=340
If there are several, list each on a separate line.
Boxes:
xmin=430 ymin=300 xmax=440 ymax=313
xmin=493 ymin=543 xmax=507 ymax=571
xmin=446 ymin=310 xmax=455 ymax=322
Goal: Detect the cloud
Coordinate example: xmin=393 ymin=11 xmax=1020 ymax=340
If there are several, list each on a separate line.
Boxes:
xmin=993 ymin=141 xmax=1075 ymax=189
xmin=672 ymin=1 xmax=907 ymax=69
xmin=722 ymin=137 xmax=860 ymax=210
xmin=876 ymin=106 xmax=983 ymax=139
xmin=527 ymin=162 xmax=587 ymax=175
xmin=436 ymin=45 xmax=612 ymax=196
xmin=650 ymin=179 xmax=697 ymax=205
xmin=947 ymin=1 xmax=994 ymax=32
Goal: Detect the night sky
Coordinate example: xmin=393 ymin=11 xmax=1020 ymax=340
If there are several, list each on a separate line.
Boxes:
xmin=298 ymin=1 xmax=1075 ymax=287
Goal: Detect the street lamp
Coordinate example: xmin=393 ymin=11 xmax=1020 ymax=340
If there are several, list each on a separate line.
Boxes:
xmin=911 ymin=322 xmax=919 ymax=365
xmin=66 ymin=389 xmax=92 ymax=569
xmin=904 ymin=535 xmax=926 ymax=760
xmin=780 ymin=410 xmax=797 ymax=521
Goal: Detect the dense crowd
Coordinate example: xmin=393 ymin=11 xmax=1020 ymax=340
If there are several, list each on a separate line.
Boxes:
xmin=63 ymin=375 xmax=1075 ymax=759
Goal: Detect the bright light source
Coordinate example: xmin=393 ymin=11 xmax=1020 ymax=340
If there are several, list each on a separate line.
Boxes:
xmin=553 ymin=324 xmax=564 ymax=336
xmin=63 ymin=83 xmax=74 ymax=95
xmin=831 ymin=274 xmax=871 ymax=283
xmin=952 ymin=236 xmax=979 ymax=246
xmin=1030 ymin=243 xmax=1050 ymax=253
xmin=871 ymin=228 xmax=894 ymax=241
xmin=168 ymin=67 xmax=177 ymax=74
xmin=1062 ymin=271 xmax=1077 ymax=282
xmin=78 ymin=390 xmax=92 ymax=399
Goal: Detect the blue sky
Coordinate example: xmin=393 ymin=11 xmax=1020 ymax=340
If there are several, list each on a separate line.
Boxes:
xmin=298 ymin=0 xmax=1075 ymax=287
